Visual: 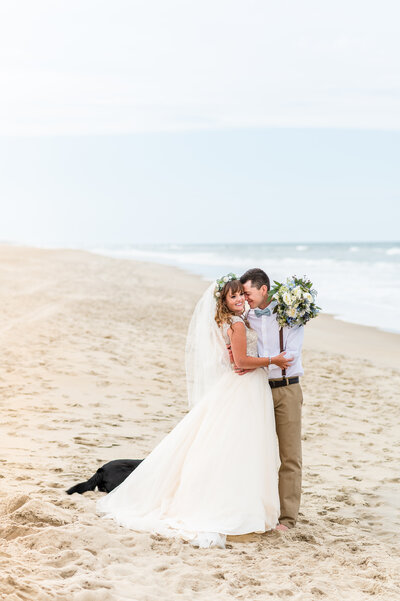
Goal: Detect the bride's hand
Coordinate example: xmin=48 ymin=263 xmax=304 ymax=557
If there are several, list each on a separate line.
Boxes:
xmin=272 ymin=352 xmax=294 ymax=370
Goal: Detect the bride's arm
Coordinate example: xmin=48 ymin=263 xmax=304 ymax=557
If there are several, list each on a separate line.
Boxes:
xmin=228 ymin=322 xmax=270 ymax=370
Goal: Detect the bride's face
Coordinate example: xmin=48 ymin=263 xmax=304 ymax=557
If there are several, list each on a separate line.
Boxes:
xmin=225 ymin=289 xmax=246 ymax=315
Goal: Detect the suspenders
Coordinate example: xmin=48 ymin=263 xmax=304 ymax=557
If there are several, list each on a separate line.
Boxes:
xmin=279 ymin=327 xmax=286 ymax=378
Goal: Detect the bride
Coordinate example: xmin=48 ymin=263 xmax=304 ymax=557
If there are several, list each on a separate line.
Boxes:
xmin=97 ymin=274 xmax=281 ymax=548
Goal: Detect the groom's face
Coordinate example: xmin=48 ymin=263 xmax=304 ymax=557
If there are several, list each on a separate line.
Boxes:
xmin=243 ymin=281 xmax=269 ymax=309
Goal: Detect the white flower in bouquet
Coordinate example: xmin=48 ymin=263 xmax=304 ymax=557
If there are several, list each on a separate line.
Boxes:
xmin=282 ymin=292 xmax=292 ymax=305
xmin=293 ymin=286 xmax=302 ymax=299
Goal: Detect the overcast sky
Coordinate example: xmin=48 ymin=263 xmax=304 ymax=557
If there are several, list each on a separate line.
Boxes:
xmin=0 ymin=1 xmax=399 ymax=245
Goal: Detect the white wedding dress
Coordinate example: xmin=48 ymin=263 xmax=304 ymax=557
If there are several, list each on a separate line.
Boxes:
xmin=97 ymin=312 xmax=280 ymax=548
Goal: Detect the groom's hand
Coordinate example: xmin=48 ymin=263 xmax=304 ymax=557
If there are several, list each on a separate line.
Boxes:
xmin=226 ymin=344 xmax=234 ymax=364
xmin=227 ymin=344 xmax=253 ymax=375
xmin=234 ymin=366 xmax=255 ymax=376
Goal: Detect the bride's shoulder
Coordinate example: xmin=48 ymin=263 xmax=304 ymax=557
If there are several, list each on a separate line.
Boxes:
xmin=219 ymin=315 xmax=245 ymax=333
xmin=231 ymin=315 xmax=245 ymax=325
xmin=229 ymin=316 xmax=247 ymax=331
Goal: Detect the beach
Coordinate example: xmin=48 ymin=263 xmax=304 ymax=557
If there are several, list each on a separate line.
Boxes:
xmin=0 ymin=245 xmax=399 ymax=601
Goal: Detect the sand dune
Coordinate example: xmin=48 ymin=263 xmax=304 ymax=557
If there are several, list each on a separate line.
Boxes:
xmin=0 ymin=246 xmax=399 ymax=600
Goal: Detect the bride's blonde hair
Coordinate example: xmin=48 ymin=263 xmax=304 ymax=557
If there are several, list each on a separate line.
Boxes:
xmin=215 ymin=280 xmax=245 ymax=328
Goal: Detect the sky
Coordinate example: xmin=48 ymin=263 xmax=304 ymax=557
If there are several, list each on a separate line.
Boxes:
xmin=0 ymin=0 xmax=399 ymax=245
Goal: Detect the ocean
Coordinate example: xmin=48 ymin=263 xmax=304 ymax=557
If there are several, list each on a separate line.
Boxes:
xmin=90 ymin=242 xmax=400 ymax=334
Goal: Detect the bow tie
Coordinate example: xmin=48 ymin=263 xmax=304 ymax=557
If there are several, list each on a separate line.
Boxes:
xmin=254 ymin=307 xmax=272 ymax=317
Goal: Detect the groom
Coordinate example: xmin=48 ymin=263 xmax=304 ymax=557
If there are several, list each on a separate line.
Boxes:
xmin=240 ymin=268 xmax=304 ymax=531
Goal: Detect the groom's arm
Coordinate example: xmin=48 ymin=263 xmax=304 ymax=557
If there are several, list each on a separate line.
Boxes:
xmin=281 ymin=325 xmax=304 ymax=362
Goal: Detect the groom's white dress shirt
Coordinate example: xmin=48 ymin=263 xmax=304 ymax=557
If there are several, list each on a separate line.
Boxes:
xmin=247 ymin=302 xmax=304 ymax=379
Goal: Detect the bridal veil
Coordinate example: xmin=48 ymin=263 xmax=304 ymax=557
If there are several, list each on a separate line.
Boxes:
xmin=185 ymin=283 xmax=231 ymax=409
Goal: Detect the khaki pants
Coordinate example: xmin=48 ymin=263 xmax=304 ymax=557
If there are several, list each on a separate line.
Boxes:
xmin=271 ymin=382 xmax=303 ymax=528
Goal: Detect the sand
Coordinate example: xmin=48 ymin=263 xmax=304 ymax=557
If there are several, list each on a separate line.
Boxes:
xmin=0 ymin=245 xmax=399 ymax=601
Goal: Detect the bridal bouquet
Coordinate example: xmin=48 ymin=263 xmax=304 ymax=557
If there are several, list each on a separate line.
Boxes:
xmin=268 ymin=276 xmax=320 ymax=328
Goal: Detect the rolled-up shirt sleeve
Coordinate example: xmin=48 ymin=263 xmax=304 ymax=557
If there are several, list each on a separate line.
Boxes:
xmin=283 ymin=325 xmax=304 ymax=359
xmin=267 ymin=324 xmax=304 ymax=374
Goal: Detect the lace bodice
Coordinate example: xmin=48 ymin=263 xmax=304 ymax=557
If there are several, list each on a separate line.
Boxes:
xmin=221 ymin=316 xmax=258 ymax=358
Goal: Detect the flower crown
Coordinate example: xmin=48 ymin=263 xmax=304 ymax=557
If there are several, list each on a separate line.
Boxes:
xmin=214 ymin=272 xmax=238 ymax=299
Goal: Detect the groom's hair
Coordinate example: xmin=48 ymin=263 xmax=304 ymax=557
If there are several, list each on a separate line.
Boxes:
xmin=240 ymin=268 xmax=270 ymax=291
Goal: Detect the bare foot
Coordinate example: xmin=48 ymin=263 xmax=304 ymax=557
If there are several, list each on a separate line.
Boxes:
xmin=275 ymin=524 xmax=289 ymax=531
